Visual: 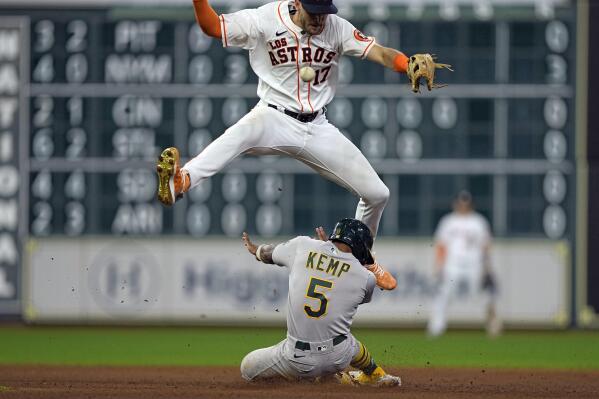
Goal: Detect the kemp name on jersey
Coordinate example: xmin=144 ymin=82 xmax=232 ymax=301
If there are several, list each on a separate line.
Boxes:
xmin=305 ymin=250 xmax=351 ymax=278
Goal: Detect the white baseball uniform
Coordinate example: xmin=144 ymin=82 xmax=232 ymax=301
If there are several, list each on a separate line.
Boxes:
xmin=240 ymin=236 xmax=377 ymax=380
xmin=427 ymin=211 xmax=492 ymax=336
xmin=183 ymin=0 xmax=389 ymax=236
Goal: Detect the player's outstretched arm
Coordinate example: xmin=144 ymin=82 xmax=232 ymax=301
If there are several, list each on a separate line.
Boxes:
xmin=366 ymin=44 xmax=409 ymax=73
xmin=366 ymin=262 xmax=397 ymax=291
xmin=192 ymin=0 xmax=222 ymax=39
xmin=242 ymin=232 xmax=275 ymax=264
xmin=367 ymin=44 xmax=453 ymax=93
xmin=313 ymin=226 xmax=397 ymax=290
xmin=434 ymin=242 xmax=447 ymax=276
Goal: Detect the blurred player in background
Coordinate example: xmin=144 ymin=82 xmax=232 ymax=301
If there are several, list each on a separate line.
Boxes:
xmin=427 ymin=191 xmax=502 ymax=338
xmin=241 ymin=218 xmax=400 ymax=386
xmin=156 ymin=0 xmax=450 ymax=240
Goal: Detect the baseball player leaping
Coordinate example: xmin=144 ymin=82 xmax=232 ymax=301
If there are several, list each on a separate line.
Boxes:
xmin=241 ymin=218 xmax=400 ymax=386
xmin=157 ymin=0 xmax=450 ymax=288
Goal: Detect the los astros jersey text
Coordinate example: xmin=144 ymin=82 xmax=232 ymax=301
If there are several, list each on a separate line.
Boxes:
xmin=219 ymin=0 xmax=375 ymax=113
xmin=267 ymin=37 xmax=336 ymax=66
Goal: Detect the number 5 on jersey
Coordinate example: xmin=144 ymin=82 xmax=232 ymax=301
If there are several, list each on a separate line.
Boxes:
xmin=304 ymin=277 xmax=333 ymax=318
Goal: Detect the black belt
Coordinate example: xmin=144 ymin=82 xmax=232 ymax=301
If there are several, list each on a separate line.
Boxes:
xmin=294 ymin=335 xmax=347 ymax=351
xmin=268 ymin=104 xmax=321 ymax=123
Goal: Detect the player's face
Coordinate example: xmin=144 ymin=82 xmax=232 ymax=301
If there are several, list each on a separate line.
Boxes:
xmin=454 ymin=200 xmax=473 ymax=214
xmin=298 ymin=7 xmax=328 ymax=35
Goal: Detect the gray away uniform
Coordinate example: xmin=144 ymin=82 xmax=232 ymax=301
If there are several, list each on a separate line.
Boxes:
xmin=240 ymin=236 xmax=377 ymax=380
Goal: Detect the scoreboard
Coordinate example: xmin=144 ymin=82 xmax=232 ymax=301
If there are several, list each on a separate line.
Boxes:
xmin=0 ymin=0 xmax=578 ymax=312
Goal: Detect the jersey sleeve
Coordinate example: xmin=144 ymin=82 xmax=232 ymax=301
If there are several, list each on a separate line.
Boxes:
xmin=219 ymin=8 xmax=261 ymax=50
xmin=480 ymin=215 xmax=492 ymax=244
xmin=434 ymin=216 xmax=450 ymax=244
xmin=361 ymin=272 xmax=377 ymax=304
xmin=272 ymin=236 xmax=308 ymax=268
xmin=337 ymin=18 xmax=376 ymax=59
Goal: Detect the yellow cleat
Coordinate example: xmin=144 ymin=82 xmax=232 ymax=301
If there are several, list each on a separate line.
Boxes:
xmin=337 ymin=366 xmax=401 ymax=387
xmin=336 ymin=371 xmax=355 ymax=385
xmin=156 ymin=147 xmax=186 ymax=206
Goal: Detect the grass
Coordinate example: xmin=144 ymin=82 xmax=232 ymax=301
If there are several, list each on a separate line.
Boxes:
xmin=0 ymin=326 xmax=598 ymax=370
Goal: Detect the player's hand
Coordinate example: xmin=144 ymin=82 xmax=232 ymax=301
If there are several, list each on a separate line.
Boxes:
xmin=242 ymin=232 xmax=257 ymax=256
xmin=314 ymin=226 xmax=328 ymax=241
xmin=366 ymin=262 xmax=397 ymax=290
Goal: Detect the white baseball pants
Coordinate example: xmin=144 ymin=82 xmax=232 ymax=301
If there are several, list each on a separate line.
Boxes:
xmin=240 ymin=334 xmax=358 ymax=381
xmin=427 ymin=266 xmax=484 ymax=337
xmin=182 ymin=101 xmax=389 ymax=237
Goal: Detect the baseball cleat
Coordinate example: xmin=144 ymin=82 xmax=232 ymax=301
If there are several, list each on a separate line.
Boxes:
xmin=336 ymin=372 xmax=355 ymax=385
xmin=156 ymin=147 xmax=187 ymax=206
xmin=337 ymin=366 xmax=401 ymax=387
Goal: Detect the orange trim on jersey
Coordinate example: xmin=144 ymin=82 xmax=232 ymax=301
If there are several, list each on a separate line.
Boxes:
xmin=306 ymin=36 xmax=314 ymax=113
xmin=277 ymin=1 xmax=304 ymax=113
xmin=360 ymin=39 xmax=375 ymax=59
xmin=220 ymin=15 xmax=228 ymax=47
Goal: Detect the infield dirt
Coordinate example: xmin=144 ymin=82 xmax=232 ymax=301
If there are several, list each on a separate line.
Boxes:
xmin=1 ymin=365 xmax=598 ymax=398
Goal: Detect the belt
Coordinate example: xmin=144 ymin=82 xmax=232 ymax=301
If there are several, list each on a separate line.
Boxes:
xmin=268 ymin=103 xmax=321 ymax=123
xmin=294 ymin=335 xmax=347 ymax=351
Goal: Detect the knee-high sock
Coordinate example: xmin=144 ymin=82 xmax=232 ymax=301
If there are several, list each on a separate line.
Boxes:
xmin=351 ymin=341 xmax=378 ymax=375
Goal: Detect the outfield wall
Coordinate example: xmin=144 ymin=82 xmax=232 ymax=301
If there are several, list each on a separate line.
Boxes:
xmin=23 ymin=238 xmax=570 ymax=327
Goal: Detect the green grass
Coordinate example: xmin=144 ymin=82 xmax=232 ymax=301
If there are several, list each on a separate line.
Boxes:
xmin=0 ymin=326 xmax=598 ymax=370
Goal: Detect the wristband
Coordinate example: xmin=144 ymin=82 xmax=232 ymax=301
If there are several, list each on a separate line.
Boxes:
xmin=393 ymin=52 xmax=409 ymax=73
xmin=255 ymin=245 xmax=264 ymax=262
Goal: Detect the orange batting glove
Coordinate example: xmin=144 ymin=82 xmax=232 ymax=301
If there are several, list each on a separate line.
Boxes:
xmin=367 ymin=262 xmax=397 ymax=290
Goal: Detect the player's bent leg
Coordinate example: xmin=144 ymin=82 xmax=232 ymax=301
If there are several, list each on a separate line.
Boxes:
xmin=354 ymin=181 xmax=389 ymax=238
xmin=240 ymin=341 xmax=291 ymax=382
xmin=156 ymin=147 xmax=190 ymax=206
xmin=297 ymin=121 xmax=390 ymax=237
xmin=337 ymin=340 xmax=401 ymax=387
xmin=182 ymin=104 xmax=303 ymax=192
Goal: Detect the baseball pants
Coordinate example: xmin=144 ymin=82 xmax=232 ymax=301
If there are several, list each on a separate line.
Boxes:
xmin=240 ymin=334 xmax=358 ymax=381
xmin=182 ymin=101 xmax=389 ymax=237
xmin=427 ymin=266 xmax=484 ymax=337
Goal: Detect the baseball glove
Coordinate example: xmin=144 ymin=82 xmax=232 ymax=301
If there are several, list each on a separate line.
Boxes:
xmin=481 ymin=271 xmax=498 ymax=295
xmin=407 ymin=54 xmax=453 ymax=93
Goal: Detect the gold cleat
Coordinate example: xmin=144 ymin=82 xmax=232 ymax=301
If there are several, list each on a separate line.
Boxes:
xmin=337 ymin=366 xmax=401 ymax=387
xmin=156 ymin=147 xmax=185 ymax=206
xmin=336 ymin=371 xmax=356 ymax=386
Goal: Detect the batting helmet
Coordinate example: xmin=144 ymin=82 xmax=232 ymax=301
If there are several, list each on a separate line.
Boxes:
xmin=329 ymin=218 xmax=374 ymax=265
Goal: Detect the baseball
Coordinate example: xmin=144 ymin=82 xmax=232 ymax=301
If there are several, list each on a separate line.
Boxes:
xmin=300 ymin=66 xmax=316 ymax=82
